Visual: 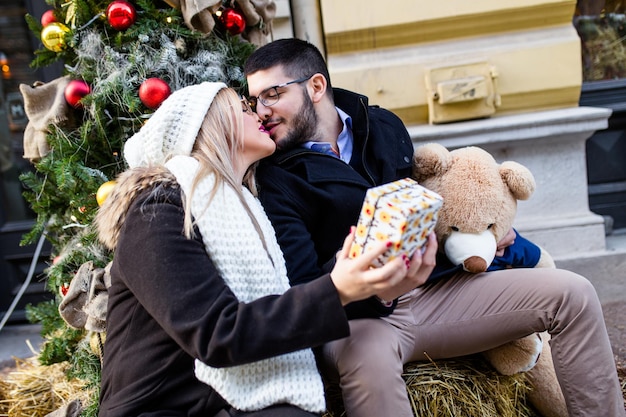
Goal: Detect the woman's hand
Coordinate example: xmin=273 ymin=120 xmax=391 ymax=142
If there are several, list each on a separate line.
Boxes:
xmin=329 ymin=229 xmax=438 ymax=306
xmin=375 ymin=232 xmax=437 ymax=302
xmin=330 ymin=228 xmax=409 ymax=306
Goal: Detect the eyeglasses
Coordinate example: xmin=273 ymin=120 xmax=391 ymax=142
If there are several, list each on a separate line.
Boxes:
xmin=247 ymin=75 xmax=313 ymax=112
xmin=241 ymin=96 xmax=254 ymax=115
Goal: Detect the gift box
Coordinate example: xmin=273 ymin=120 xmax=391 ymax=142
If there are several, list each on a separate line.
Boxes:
xmin=349 ymin=178 xmax=443 ymax=267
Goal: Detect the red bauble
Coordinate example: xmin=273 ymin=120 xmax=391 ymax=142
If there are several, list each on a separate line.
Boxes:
xmin=220 ymin=8 xmax=246 ymax=36
xmin=64 ymin=79 xmax=91 ymax=108
xmin=41 ymin=10 xmax=57 ymax=27
xmin=139 ymin=78 xmax=171 ymax=109
xmin=106 ymin=0 xmax=137 ymax=31
xmin=60 ymin=284 xmax=69 ymax=297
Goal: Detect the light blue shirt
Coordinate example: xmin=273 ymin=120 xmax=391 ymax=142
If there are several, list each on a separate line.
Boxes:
xmin=303 ymin=107 xmax=353 ymax=163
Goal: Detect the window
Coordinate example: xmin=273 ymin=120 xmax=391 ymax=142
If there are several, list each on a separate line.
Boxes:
xmin=574 ymin=0 xmax=626 ymax=81
xmin=0 ymin=1 xmax=53 ymax=225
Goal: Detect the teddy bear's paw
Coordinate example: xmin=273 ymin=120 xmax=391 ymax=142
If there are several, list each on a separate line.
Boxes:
xmin=482 ymin=333 xmax=543 ymax=375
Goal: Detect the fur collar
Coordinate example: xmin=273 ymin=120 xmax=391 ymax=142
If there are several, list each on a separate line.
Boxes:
xmin=96 ymin=166 xmax=178 ymax=251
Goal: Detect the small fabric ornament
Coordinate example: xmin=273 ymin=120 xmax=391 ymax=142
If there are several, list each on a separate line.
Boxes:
xmin=239 ymin=0 xmax=276 ymax=45
xmin=59 ymin=261 xmax=112 ymax=333
xmin=19 ymin=76 xmax=75 ymax=161
xmin=164 ymin=0 xmax=275 ymax=45
xmin=44 ymin=399 xmax=82 ymax=417
xmin=163 ymin=0 xmax=222 ymax=34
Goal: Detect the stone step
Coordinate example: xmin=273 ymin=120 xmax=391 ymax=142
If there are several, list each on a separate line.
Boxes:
xmin=554 ymin=228 xmax=626 ymax=305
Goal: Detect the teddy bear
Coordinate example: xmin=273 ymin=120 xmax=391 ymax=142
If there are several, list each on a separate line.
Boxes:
xmin=412 ymin=143 xmax=567 ymax=417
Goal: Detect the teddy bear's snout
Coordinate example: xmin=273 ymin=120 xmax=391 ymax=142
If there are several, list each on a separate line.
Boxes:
xmin=463 ymin=256 xmax=489 ymax=273
xmin=444 ymin=229 xmax=497 ymax=272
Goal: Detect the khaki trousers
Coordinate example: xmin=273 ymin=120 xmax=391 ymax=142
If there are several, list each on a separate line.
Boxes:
xmin=321 ymin=268 xmax=625 ymax=417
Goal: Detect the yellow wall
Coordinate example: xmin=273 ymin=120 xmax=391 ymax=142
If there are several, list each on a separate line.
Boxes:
xmin=319 ymin=0 xmax=581 ymax=125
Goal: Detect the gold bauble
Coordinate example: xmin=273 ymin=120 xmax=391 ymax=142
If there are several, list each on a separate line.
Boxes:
xmin=41 ymin=22 xmax=70 ymax=52
xmin=96 ymin=180 xmax=117 ymax=206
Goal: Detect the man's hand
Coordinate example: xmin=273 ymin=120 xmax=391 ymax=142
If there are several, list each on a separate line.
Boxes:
xmin=496 ymin=228 xmax=516 ymax=257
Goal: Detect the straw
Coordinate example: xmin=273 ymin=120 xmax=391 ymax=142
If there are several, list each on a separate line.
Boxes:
xmin=323 ymin=355 xmax=537 ymax=417
xmin=0 ymin=357 xmax=92 ymax=417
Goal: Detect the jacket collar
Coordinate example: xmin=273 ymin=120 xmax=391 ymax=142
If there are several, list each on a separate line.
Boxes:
xmin=96 ymin=166 xmax=177 ymax=250
xmin=332 ymin=88 xmax=369 ymax=139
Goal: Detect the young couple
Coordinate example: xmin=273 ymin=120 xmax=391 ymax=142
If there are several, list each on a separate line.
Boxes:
xmin=96 ymin=39 xmax=625 ymax=417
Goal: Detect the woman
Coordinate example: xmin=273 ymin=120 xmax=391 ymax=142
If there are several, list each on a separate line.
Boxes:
xmin=95 ymin=82 xmax=429 ymax=417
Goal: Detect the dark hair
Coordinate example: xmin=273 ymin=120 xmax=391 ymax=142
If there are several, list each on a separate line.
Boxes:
xmin=244 ymin=38 xmax=333 ymax=95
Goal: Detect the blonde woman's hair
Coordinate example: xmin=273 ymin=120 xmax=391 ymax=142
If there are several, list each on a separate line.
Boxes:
xmin=180 ymin=88 xmax=269 ymax=254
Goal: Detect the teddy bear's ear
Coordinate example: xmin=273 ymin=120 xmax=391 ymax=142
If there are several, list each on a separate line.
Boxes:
xmin=500 ymin=161 xmax=536 ymax=200
xmin=412 ymin=143 xmax=452 ymax=182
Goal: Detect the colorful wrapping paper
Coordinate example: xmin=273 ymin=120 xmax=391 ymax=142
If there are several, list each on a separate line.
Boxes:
xmin=349 ymin=178 xmax=443 ymax=267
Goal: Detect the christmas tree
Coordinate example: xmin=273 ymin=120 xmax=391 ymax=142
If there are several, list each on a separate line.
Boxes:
xmin=10 ymin=1 xmax=271 ymax=415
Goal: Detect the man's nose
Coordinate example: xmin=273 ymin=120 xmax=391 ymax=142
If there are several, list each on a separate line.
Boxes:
xmin=254 ymin=101 xmax=271 ymax=119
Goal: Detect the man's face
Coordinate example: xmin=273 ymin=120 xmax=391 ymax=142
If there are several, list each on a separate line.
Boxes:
xmin=247 ymin=67 xmax=318 ymax=151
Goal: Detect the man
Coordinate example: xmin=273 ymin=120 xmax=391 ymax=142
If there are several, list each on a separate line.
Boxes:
xmin=244 ymin=38 xmax=625 ymax=417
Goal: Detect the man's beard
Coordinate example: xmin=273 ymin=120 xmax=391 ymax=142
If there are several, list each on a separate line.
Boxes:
xmin=275 ymin=91 xmax=318 ymax=151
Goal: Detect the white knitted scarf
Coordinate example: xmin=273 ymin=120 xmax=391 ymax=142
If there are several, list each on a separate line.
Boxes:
xmin=164 ymin=155 xmax=326 ymax=413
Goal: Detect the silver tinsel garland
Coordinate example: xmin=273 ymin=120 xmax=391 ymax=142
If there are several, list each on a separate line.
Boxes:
xmin=70 ymin=29 xmax=241 ymax=123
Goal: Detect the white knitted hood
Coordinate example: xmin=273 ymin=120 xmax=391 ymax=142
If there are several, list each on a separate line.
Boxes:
xmin=124 ymin=81 xmax=226 ymax=168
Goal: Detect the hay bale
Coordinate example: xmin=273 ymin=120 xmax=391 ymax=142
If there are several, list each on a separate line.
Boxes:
xmin=0 ymin=357 xmax=92 ymax=417
xmin=323 ymin=355 xmax=537 ymax=417
xmin=403 ymin=356 xmax=536 ymax=417
xmin=1 ymin=356 xmax=538 ymax=417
